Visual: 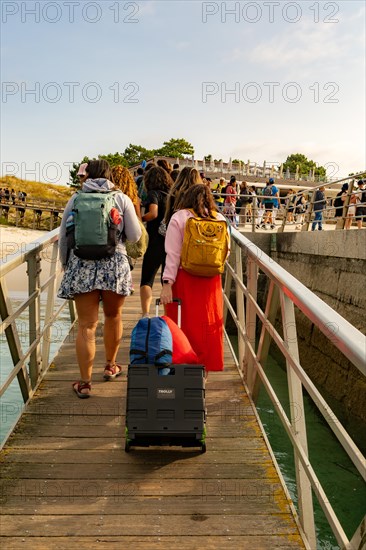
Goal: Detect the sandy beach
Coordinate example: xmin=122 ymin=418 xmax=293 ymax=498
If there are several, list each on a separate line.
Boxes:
xmin=0 ymin=226 xmax=48 ymax=260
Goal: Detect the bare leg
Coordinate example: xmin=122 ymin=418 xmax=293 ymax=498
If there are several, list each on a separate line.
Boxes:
xmin=101 ymin=290 xmax=125 ymax=366
xmin=140 ymin=285 xmax=153 ymax=316
xmin=74 ymin=290 xmax=100 ymax=388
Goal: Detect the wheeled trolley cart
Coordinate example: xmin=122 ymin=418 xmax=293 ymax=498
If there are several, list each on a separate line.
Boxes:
xmin=125 ymin=299 xmax=206 ymax=452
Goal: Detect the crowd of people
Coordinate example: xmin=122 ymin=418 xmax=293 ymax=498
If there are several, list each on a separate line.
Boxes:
xmin=56 ymin=159 xmax=365 ymax=398
xmin=0 ymin=188 xmax=27 ymax=204
xmin=58 ymin=159 xmax=230 ymax=398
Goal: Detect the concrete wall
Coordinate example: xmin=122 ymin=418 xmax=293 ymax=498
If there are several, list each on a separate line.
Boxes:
xmin=241 ymin=229 xmax=366 ymax=452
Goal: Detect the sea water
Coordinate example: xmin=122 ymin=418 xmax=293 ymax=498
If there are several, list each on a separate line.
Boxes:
xmin=256 ymin=352 xmax=366 ymax=550
xmin=0 ymin=291 xmax=72 ymax=443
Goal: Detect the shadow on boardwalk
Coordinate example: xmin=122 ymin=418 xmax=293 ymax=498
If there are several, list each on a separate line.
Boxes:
xmin=0 ymin=264 xmax=305 ymax=549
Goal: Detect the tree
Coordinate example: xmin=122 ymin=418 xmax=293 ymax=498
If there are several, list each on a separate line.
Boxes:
xmin=68 ymin=153 xmax=128 ymax=187
xmin=282 ymin=154 xmax=326 ymax=178
xmin=99 ymin=152 xmax=128 ymax=168
xmin=156 ymin=138 xmax=194 ymax=158
xmin=204 ymin=154 xmax=213 ymax=161
xmin=349 ymin=172 xmax=366 ymax=179
xmin=123 ymin=144 xmax=155 ymax=167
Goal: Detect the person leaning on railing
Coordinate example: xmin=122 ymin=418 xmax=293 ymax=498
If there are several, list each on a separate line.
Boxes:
xmin=312 ymin=186 xmax=326 ymax=231
xmin=212 ymin=177 xmax=225 ymax=209
xmin=355 ymin=179 xmax=366 ymax=230
xmin=342 ymin=185 xmax=357 ymax=230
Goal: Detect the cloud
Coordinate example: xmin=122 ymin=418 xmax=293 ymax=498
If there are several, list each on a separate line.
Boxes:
xmin=223 ymin=6 xmax=365 ymax=72
xmin=137 ymin=0 xmax=158 ymax=17
xmin=174 ymin=41 xmax=191 ymax=51
xmin=249 ymin=21 xmax=346 ymax=69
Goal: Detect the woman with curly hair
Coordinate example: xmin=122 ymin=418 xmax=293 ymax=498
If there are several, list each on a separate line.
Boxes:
xmin=111 ymin=165 xmax=141 ymax=218
xmin=160 ymin=184 xmax=229 ymax=372
xmin=164 ymin=167 xmax=202 ymax=227
xmin=140 ymin=166 xmax=173 ymax=316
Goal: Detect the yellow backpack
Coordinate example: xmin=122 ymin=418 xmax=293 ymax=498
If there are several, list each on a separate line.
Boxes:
xmin=181 ymin=210 xmax=230 ymax=277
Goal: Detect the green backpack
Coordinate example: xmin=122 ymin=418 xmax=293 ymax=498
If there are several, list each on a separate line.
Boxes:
xmin=67 ymin=191 xmax=120 ymax=260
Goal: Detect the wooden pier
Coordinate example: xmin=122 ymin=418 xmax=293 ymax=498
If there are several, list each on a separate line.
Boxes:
xmin=0 ymin=267 xmax=306 ymax=549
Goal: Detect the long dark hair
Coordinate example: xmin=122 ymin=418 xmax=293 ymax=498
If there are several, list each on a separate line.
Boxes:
xmin=86 ymin=159 xmax=112 ymax=181
xmin=164 ymin=167 xmax=202 ymax=224
xmin=144 ymin=166 xmax=173 ymax=193
xmin=179 ymin=184 xmax=217 ymax=218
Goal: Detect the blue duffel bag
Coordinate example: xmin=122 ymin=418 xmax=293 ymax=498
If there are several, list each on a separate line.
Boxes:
xmin=130 ymin=317 xmax=172 ymax=374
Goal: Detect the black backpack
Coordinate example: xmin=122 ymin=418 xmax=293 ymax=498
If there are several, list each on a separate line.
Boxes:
xmin=334 ymin=192 xmax=343 ymax=209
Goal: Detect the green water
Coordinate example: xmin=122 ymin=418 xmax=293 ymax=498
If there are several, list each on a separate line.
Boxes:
xmin=255 ymin=351 xmax=366 ymax=550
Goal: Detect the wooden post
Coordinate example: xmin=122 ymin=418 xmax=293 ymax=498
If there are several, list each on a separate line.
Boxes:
xmin=0 ymin=279 xmax=31 ymax=402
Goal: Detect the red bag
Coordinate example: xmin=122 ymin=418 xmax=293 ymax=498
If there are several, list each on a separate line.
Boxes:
xmin=161 ymin=315 xmax=199 ymax=364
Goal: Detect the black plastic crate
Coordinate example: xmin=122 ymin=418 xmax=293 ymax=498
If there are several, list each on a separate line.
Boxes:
xmin=125 ymin=364 xmax=206 ymax=452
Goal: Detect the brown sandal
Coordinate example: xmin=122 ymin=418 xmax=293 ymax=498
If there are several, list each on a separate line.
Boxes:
xmin=73 ymin=381 xmax=91 ymax=399
xmin=103 ymin=363 xmax=123 ymax=381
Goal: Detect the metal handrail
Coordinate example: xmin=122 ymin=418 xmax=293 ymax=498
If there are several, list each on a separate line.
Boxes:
xmin=0 ymin=230 xmax=76 ymax=445
xmin=217 ymin=171 xmax=366 ymax=231
xmin=223 ymin=228 xmax=366 ymax=549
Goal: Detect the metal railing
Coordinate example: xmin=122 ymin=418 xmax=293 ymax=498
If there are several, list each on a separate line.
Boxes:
xmin=0 ymin=230 xmax=76 ymax=446
xmin=223 ymin=228 xmax=366 ymax=549
xmin=145 ymin=156 xmax=351 ymax=183
xmin=1 ymin=226 xmax=365 ymax=548
xmin=216 ymin=171 xmax=366 ymax=232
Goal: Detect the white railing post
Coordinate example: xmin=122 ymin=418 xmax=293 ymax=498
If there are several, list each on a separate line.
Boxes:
xmin=244 ymin=258 xmax=258 ymax=390
xmin=252 ymin=281 xmax=280 ymax=401
xmin=223 ymin=244 xmax=234 ymax=327
xmin=234 ymin=243 xmax=245 ymax=373
xmin=27 ymin=251 xmax=42 ymax=388
xmin=41 ymin=241 xmax=59 ymax=371
xmin=280 ymin=292 xmax=316 ymax=549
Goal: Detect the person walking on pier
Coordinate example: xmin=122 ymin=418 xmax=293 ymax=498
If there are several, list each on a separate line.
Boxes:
xmin=312 ymin=186 xmax=326 ymax=231
xmin=58 ymin=159 xmax=142 ymax=398
xmin=139 ymin=166 xmax=173 ymax=317
xmin=160 ymin=184 xmax=229 ymax=372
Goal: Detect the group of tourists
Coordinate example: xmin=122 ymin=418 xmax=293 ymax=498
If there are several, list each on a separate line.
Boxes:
xmin=333 ymin=180 xmax=366 ymax=230
xmin=58 ymin=159 xmax=229 ymax=398
xmin=0 ymin=188 xmax=27 ymax=204
xmin=57 ymin=159 xmax=366 ymax=398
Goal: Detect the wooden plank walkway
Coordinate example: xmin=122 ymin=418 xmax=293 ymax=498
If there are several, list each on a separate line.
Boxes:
xmin=0 ymin=265 xmax=306 ymax=549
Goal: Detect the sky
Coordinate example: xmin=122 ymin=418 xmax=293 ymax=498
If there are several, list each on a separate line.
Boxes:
xmin=1 ymin=0 xmax=365 ymax=185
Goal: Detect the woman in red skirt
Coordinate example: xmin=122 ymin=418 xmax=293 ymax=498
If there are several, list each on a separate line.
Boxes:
xmin=159 ymin=185 xmax=229 ymax=372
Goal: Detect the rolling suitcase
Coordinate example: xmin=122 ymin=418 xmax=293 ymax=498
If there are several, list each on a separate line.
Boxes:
xmin=125 ymin=299 xmax=206 ymax=453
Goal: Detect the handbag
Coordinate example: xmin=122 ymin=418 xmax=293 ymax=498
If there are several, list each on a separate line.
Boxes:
xmin=125 ymin=219 xmax=149 ymax=259
xmin=158 ymin=220 xmax=167 ymax=237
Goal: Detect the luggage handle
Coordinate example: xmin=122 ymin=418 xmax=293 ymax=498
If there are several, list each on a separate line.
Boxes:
xmin=155 ymin=298 xmax=181 ymax=328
